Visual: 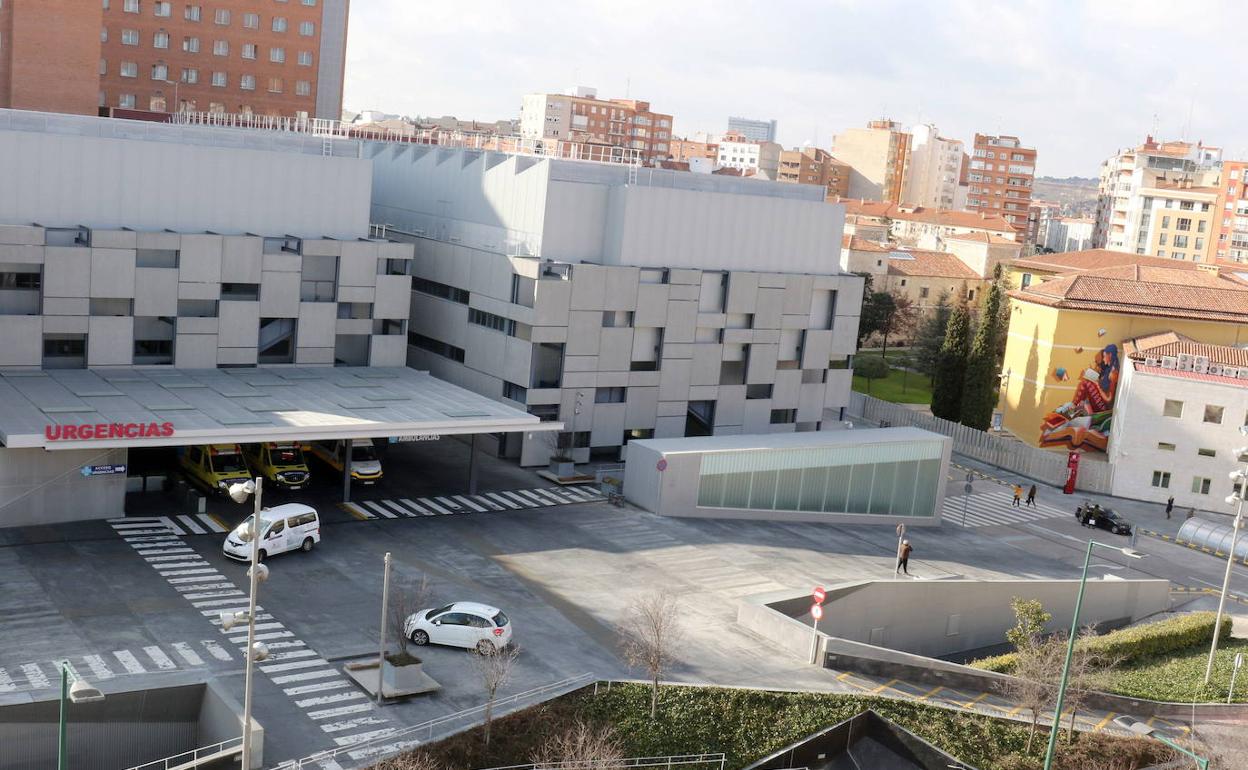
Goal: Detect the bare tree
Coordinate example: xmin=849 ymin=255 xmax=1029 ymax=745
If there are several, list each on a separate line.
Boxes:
xmin=620 ymin=590 xmax=684 ymax=720
xmin=388 ymin=574 xmax=430 ymax=658
xmin=530 ymin=719 xmax=624 ymax=769
xmin=1001 ymin=636 xmax=1064 ymax=754
xmin=1060 ymin=628 xmax=1122 ymax=745
xmin=471 ymin=642 xmax=520 ymax=748
xmin=372 ymin=752 xmax=441 ymax=770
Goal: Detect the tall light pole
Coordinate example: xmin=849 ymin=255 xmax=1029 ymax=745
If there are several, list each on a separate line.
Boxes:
xmin=57 ymin=661 xmax=105 ymax=770
xmin=162 ymin=78 xmax=181 ymax=113
xmin=223 ymin=478 xmax=270 ymax=770
xmin=1042 ymin=540 xmax=1144 ymax=770
xmin=1208 ymin=445 xmax=1248 ymax=686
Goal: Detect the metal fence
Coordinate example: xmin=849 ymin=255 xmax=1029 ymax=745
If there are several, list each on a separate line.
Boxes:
xmin=845 ymin=392 xmax=1114 ymax=494
xmin=482 ymin=754 xmax=727 ymax=770
xmin=122 ymin=737 xmax=242 ymax=770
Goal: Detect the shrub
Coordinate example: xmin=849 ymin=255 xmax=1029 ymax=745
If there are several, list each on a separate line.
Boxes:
xmin=970 ymin=612 xmax=1233 ymax=674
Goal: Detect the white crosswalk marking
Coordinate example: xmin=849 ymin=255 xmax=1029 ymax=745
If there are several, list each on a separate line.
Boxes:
xmin=344 ymin=486 xmax=605 ymax=524
xmin=296 ymin=691 xmax=367 ymax=708
xmin=171 ymin=642 xmax=204 ymax=667
xmin=420 ymin=498 xmax=453 ymax=514
xmin=362 ymin=501 xmax=397 ymax=519
xmin=197 ymin=513 xmax=228 ymax=532
xmin=176 ymin=515 xmax=207 ymax=535
xmin=82 ymin=655 xmax=114 ymax=680
xmin=284 ymin=679 xmax=351 ymax=696
xmin=485 ymin=492 xmax=522 ymax=509
xmin=20 ymin=663 xmax=50 ymax=689
xmin=380 ymin=500 xmax=411 ymax=517
xmin=333 ymin=728 xmax=395 ymax=746
xmin=113 ymin=650 xmax=146 ymax=675
xmin=271 ymin=668 xmax=341 ymax=685
xmin=0 ymin=668 xmax=14 ymax=692
xmin=943 ymin=487 xmax=1069 ymax=528
xmin=202 ymin=640 xmax=233 ymax=662
xmin=144 ymin=646 xmax=178 ymax=670
xmin=344 ymin=502 xmax=374 ymax=519
xmin=321 ymin=715 xmax=390 ymax=733
xmin=452 ymin=495 xmax=487 ymax=512
xmin=399 ymin=498 xmax=433 ymax=515
xmin=157 ymin=516 xmax=188 ymax=535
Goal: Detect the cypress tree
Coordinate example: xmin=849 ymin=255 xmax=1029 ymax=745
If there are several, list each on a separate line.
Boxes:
xmin=930 ymin=301 xmax=971 ymax=421
xmin=959 ymin=280 xmax=1005 ymax=429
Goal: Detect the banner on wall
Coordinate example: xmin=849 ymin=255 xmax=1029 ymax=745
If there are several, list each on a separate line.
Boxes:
xmin=1039 ymin=343 xmax=1119 ymax=453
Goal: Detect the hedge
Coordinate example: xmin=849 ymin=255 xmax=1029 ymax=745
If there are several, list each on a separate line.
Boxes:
xmin=971 ymin=611 xmax=1233 ymax=674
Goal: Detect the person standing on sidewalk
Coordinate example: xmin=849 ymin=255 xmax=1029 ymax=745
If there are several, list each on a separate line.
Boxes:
xmin=1026 ymin=484 xmax=1037 ymax=507
xmin=896 ymin=539 xmax=913 ymax=576
xmin=1165 ymin=497 xmax=1174 ymax=519
xmin=1011 ymin=484 xmax=1023 ymax=507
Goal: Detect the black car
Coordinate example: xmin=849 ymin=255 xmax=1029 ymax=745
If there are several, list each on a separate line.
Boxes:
xmin=1075 ymin=503 xmax=1132 ymax=535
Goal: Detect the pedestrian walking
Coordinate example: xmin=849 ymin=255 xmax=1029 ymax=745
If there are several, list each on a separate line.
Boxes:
xmin=896 ymin=539 xmax=913 ymax=575
xmin=1165 ymin=496 xmax=1174 ymax=519
xmin=1012 ymin=484 xmax=1022 ymax=507
xmin=1026 ymin=484 xmax=1037 ymax=507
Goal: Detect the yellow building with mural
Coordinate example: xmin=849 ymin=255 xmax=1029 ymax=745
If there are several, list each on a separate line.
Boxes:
xmin=1001 ymin=261 xmax=1248 ymax=451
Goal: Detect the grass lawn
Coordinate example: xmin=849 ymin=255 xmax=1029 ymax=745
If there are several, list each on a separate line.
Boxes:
xmin=401 ymin=684 xmax=1173 ymax=770
xmin=1102 ymin=637 xmax=1248 ymax=703
xmin=853 ymin=365 xmax=933 ymax=404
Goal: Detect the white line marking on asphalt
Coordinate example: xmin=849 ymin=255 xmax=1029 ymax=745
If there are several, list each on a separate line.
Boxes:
xmin=1189 ymin=576 xmax=1223 ymax=589
xmin=362 ymin=501 xmax=397 ymax=519
xmin=501 ymin=490 xmax=536 ymax=507
xmin=144 ymin=554 xmax=199 ymax=562
xmin=20 ymin=663 xmax=50 ymax=689
xmin=192 ymin=596 xmax=258 ymax=608
xmin=160 ymin=568 xmax=219 ymax=577
xmin=452 ymin=495 xmax=488 ymax=512
xmin=0 ymin=668 xmax=14 ymax=692
xmin=259 ymin=658 xmax=330 ymax=673
xmin=485 ymin=492 xmax=521 ymax=509
xmin=262 ymin=641 xmax=307 ymax=650
xmin=344 ymin=502 xmax=374 ymax=519
xmin=396 ymin=498 xmax=430 ymax=515
xmin=183 ymin=588 xmax=244 ymax=599
xmin=228 ymin=631 xmax=295 ymax=644
xmin=136 ymin=547 xmax=195 ymax=556
xmin=271 ymin=668 xmax=341 ymax=685
xmin=284 ymin=679 xmax=351 ymax=696
xmin=109 ymin=517 xmax=162 ymax=523
xmin=144 ymin=646 xmax=177 ymax=670
xmin=81 ymin=655 xmax=114 ymax=680
xmin=202 ymin=640 xmax=233 ymax=661
xmin=157 ymin=516 xmax=188 ymax=535
xmin=308 ymin=702 xmax=374 ymax=720
xmin=113 ymin=651 xmax=146 ymax=675
xmin=321 ymin=716 xmax=390 ymax=733
xmin=511 ymin=489 xmax=549 ymax=506
xmin=296 ymin=691 xmax=368 ymax=708
xmin=171 ymin=642 xmax=204 ymax=667
xmin=265 ymin=649 xmax=319 ymax=662
xmin=197 ymin=513 xmax=228 ymax=532
xmin=176 ymin=515 xmax=207 ymax=535
xmin=121 ymin=535 xmax=185 ymax=544
xmin=333 ymin=728 xmax=395 ymax=746
xmin=381 ymin=500 xmax=413 ymax=517
xmin=168 ymin=574 xmax=227 ymax=584
xmin=419 ymin=497 xmax=452 ymax=515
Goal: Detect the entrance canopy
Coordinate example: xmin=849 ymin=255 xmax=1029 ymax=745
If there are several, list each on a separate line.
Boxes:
xmin=0 ymin=367 xmax=556 ymax=450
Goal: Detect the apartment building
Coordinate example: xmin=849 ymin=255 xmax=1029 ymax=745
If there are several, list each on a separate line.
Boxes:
xmin=1043 ymin=217 xmax=1095 ymax=253
xmin=1093 ymin=136 xmax=1221 ymax=253
xmin=518 ymin=87 xmax=673 ymax=164
xmin=776 ymin=147 xmax=850 ymax=199
xmin=0 ymin=0 xmax=348 ymax=119
xmin=1028 ymin=200 xmax=1062 ymax=248
xmin=367 ymin=145 xmax=864 ymax=466
xmin=1214 ymin=160 xmax=1248 ymax=262
xmin=727 ymin=116 xmax=777 ymax=143
xmin=837 ymin=199 xmax=1018 ymax=246
xmin=830 ymin=119 xmax=911 ymax=203
xmin=903 ymin=124 xmax=963 ymax=209
xmin=669 ymin=137 xmax=718 ymax=165
xmin=716 ymin=137 xmax=782 ymax=178
xmin=965 ymin=134 xmax=1036 ymax=232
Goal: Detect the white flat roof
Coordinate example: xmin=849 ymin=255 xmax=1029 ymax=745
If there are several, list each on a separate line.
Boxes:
xmin=629 ymin=427 xmax=945 ymax=456
xmin=0 ymin=367 xmax=554 ymax=450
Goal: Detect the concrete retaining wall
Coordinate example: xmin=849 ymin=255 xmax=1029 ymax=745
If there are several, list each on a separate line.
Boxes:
xmin=0 ymin=446 xmax=127 ymax=527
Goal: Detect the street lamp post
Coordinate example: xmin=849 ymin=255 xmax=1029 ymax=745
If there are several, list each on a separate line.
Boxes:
xmin=1208 ymin=449 xmax=1248 ymax=686
xmin=1042 ymin=540 xmax=1144 ymax=770
xmin=1112 ymin=716 xmax=1210 ymax=770
xmin=57 ymin=662 xmax=104 ymax=770
xmin=163 ymin=79 xmax=181 ymax=113
xmin=222 ymin=478 xmax=271 ymax=770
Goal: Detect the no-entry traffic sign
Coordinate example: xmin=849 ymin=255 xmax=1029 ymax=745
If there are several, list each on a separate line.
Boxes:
xmin=656 ymin=459 xmax=668 ymax=472
xmin=810 ymin=604 xmax=824 ymax=621
xmin=812 ymin=586 xmax=826 ymax=604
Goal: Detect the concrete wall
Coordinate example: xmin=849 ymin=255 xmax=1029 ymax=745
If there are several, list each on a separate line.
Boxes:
xmin=198 ymin=680 xmax=262 ymax=769
xmin=0 ymin=447 xmax=126 ymax=527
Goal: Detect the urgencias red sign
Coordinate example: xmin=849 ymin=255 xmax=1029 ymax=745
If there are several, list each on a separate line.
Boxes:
xmin=45 ymin=422 xmax=175 ymax=441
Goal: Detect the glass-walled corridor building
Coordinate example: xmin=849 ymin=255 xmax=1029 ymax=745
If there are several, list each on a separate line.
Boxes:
xmin=623 ymin=427 xmax=950 ymax=525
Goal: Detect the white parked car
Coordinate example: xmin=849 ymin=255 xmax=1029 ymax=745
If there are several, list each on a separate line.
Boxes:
xmin=223 ymin=503 xmax=320 ymax=561
xmin=403 ymin=601 xmax=512 ymax=654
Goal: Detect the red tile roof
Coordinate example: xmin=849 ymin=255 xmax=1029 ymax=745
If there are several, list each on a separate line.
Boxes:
xmin=1124 ymin=331 xmax=1248 ymax=368
xmin=830 ymin=199 xmax=1016 ymax=232
xmin=887 ymin=250 xmax=980 ymax=280
xmin=1010 ymin=266 xmax=1248 ymax=323
xmin=946 ymin=231 xmax=1021 ymax=246
xmin=1010 ymin=249 xmax=1209 ymax=274
xmin=841 ymin=235 xmax=891 ymax=252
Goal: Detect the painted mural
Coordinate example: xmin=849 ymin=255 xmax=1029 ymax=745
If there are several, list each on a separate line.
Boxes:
xmin=1039 ymin=343 xmax=1120 ymax=452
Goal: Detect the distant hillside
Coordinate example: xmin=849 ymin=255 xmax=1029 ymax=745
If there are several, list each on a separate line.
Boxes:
xmin=1035 ymin=176 xmax=1097 ymax=188
xmin=1033 ymin=177 xmax=1098 ymax=217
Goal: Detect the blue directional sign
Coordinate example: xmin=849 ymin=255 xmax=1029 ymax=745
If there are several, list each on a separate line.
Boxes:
xmin=81 ymin=464 xmax=127 ymax=477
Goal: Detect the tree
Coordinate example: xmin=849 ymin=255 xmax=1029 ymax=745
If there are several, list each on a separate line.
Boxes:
xmin=877 ymin=291 xmax=917 ymax=356
xmin=912 ymin=291 xmax=952 ymax=384
xmin=621 ymin=590 xmax=684 ymax=719
xmin=1001 ymin=635 xmax=1065 ymax=754
xmin=855 ymin=274 xmax=896 ymax=348
xmin=930 ymin=301 xmax=972 ymax=421
xmin=1006 ymin=597 xmax=1052 ymax=651
xmin=1061 ymin=628 xmax=1122 ymax=745
xmin=854 ymin=355 xmax=890 ymax=394
xmin=471 ymin=643 xmax=520 ymax=748
xmin=531 ymin=719 xmax=624 ymax=769
xmin=388 ymin=574 xmax=430 ymax=659
xmin=959 ymin=278 xmax=1006 ymax=429
xmin=373 ymin=753 xmax=441 ymax=770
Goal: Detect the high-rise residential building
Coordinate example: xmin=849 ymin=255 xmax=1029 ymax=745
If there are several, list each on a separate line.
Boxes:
xmin=1027 ymin=200 xmax=1062 ymax=247
xmin=776 ymin=147 xmax=850 ymax=199
xmin=1043 ymin=217 xmax=1095 ymax=253
xmin=0 ymin=0 xmax=349 ymax=119
xmin=1093 ymin=133 xmax=1218 ymax=250
xmin=903 ymin=124 xmax=963 ymax=209
xmin=716 ymin=136 xmax=782 ymax=178
xmin=1213 ymin=160 xmax=1248 ymax=262
xmin=519 ymin=87 xmax=673 ymax=164
xmin=965 ymin=134 xmax=1036 ymax=232
xmin=830 ymin=119 xmax=911 ymax=203
xmin=727 ymin=116 xmax=777 ymax=143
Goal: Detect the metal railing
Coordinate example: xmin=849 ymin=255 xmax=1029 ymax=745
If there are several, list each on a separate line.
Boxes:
xmin=274 ymin=673 xmax=595 ymax=769
xmin=122 ymin=736 xmax=243 ymax=770
xmin=482 ymin=754 xmax=727 ymax=770
xmin=846 ymin=392 xmax=1115 ymax=494
xmin=169 ymin=112 xmax=643 ymax=166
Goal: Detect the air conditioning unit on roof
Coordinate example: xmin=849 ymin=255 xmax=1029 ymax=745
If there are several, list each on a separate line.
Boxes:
xmin=1176 ymin=354 xmax=1193 ymax=371
xmin=1209 ymin=364 xmax=1223 ymax=377
xmin=1223 ymin=366 xmax=1240 ymax=378
xmin=1144 ymin=357 xmax=1159 ymax=367
xmin=1193 ymin=355 xmax=1210 ymax=373
xmin=1161 ymin=356 xmax=1178 ymax=369
xmin=1238 ymin=368 xmax=1248 ymax=380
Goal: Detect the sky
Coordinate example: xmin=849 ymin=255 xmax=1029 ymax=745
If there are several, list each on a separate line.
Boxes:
xmin=343 ymin=0 xmax=1244 ymax=179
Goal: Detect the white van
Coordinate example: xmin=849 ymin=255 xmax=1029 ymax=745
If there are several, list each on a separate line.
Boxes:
xmin=223 ymin=503 xmax=320 ymax=561
xmin=307 ymin=439 xmax=383 ymax=484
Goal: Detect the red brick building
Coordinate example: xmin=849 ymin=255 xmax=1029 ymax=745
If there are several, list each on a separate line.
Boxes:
xmin=965 ymin=134 xmax=1036 ymax=232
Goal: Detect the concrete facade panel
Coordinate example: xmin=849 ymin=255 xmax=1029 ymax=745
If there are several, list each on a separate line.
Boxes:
xmin=802 ymin=330 xmax=833 ymax=369
xmin=602 ymin=267 xmax=640 ymax=311
xmin=221 ymin=238 xmax=264 ymax=283
xmin=217 ymin=301 xmax=260 ymax=348
xmin=87 ymin=315 xmax=133 ymax=365
xmin=369 ymin=335 xmax=407 ymax=366
xmin=0 ymin=316 xmax=42 ymax=366
xmin=373 ymin=275 xmax=411 ymax=319
xmin=43 ymin=247 xmax=91 ymax=297
xmin=654 ymin=415 xmax=686 ymax=438
xmin=178 ymin=282 xmax=221 ymax=300
xmin=260 ymin=272 xmax=301 ymax=318
xmin=664 ymin=301 xmax=698 ymax=343
xmin=725 ymin=273 xmax=759 ymax=313
xmin=218 ymin=347 xmax=258 ymax=366
xmin=296 ymin=347 xmax=335 ymax=365
xmin=625 ymin=387 xmax=660 ymax=427
xmin=634 ymin=283 xmax=670 ymax=327
xmin=591 ymin=404 xmax=627 ymax=448
xmin=565 ymin=311 xmax=602 ymax=356
xmin=42 ymin=297 xmax=89 ymax=316
xmin=569 ymin=264 xmax=607 ymax=310
xmin=747 ymin=343 xmax=779 ymax=384
xmin=657 ymin=359 xmax=693 ymax=401
xmin=42 ymin=315 xmax=87 ymax=333
xmin=598 ymin=328 xmax=633 ymax=372
xmin=715 ymin=385 xmax=746 ymax=425
xmin=690 ymin=345 xmax=722 ymax=386
xmin=179 ymin=235 xmax=223 ymax=284
xmin=755 ymin=288 xmax=784 ymax=329
xmin=134 ymin=268 xmax=178 ymax=317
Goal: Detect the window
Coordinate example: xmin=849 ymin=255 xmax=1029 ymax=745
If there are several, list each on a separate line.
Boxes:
xmin=468 ymin=308 xmax=513 ymax=334
xmin=295 ymin=80 xmax=310 ymax=96
xmin=153 ymin=30 xmax=169 ymax=48
xmin=502 ymin=381 xmax=526 ymax=402
xmin=213 ymin=39 xmax=228 ymax=55
xmin=221 ymin=283 xmax=259 ymax=300
xmin=297 ymin=50 xmax=313 ymax=66
xmin=211 ymin=71 xmax=226 ymax=86
xmin=122 ymin=28 xmax=139 ymax=44
xmin=1191 ymin=476 xmax=1212 ymax=495
xmin=184 ymin=4 xmax=200 ymax=21
xmin=240 ymin=74 xmax=255 ymax=90
xmin=1162 ymin=399 xmax=1184 ymax=418
xmin=1198 ymin=448 xmax=1217 ymax=458
xmin=100 ymin=58 xmax=107 ymax=75
xmin=214 ymin=8 xmax=229 ymax=24
xmin=1161 ymin=215 xmax=1170 ymax=229
xmin=102 ymin=27 xmax=109 ymax=42
xmin=602 ymin=310 xmax=633 ymax=328
xmin=151 ymin=63 xmax=168 ymax=80
xmin=180 ymin=68 xmax=197 ymax=84
xmin=242 ymin=12 xmax=258 ymax=28
xmin=124 ymin=0 xmax=139 ymax=11
xmin=299 ymin=20 xmax=314 ymax=35
xmin=301 ymin=0 xmax=317 ymax=4
xmin=119 ymin=93 xmax=136 ymax=107
xmin=241 ymin=43 xmax=256 ymax=59
xmin=272 ymin=16 xmax=287 ymax=31
xmin=182 ymin=36 xmax=199 ymax=52
xmin=1157 ymin=442 xmax=1176 ymax=451
xmin=919 ymin=286 xmax=929 ymax=298
xmin=411 ymin=277 xmax=468 ymax=303
xmin=1174 ymin=235 xmax=1189 ymax=248
xmin=43 ymin=335 xmax=87 ymax=369
xmin=1180 ymin=201 xmax=1194 ymax=211
xmin=594 ymin=387 xmax=626 ymax=404
xmin=1204 ymin=404 xmax=1225 ymax=424
xmin=153 ymin=0 xmax=170 ymax=15
xmin=269 ymin=46 xmax=285 ymax=63
xmin=148 ymin=93 xmax=165 ymax=112
xmin=1177 ymin=217 xmax=1192 ymax=231
xmin=267 ymin=77 xmax=283 ymax=93
xmin=118 ymin=61 xmax=138 ymax=77
xmin=770 ymin=409 xmax=797 ymax=424
xmin=1151 ymin=471 xmax=1171 ymax=489
xmin=407 ymin=332 xmax=465 ymax=363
